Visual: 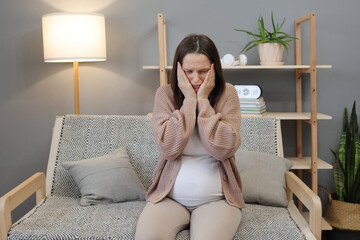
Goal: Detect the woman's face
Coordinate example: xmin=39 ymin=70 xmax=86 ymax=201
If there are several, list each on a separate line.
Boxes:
xmin=181 ymin=53 xmax=212 ymax=93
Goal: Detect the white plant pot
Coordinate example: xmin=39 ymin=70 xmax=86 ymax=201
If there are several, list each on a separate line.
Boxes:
xmin=258 ymin=43 xmax=284 ymax=65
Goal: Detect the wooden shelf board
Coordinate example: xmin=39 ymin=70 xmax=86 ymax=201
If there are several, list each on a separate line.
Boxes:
xmin=301 ymin=212 xmax=333 ymax=231
xmin=223 ymin=65 xmax=332 ymax=69
xmin=288 ymin=157 xmax=333 ymax=170
xmin=143 ymin=65 xmax=332 ymax=70
xmin=242 ymin=112 xmax=332 ymax=120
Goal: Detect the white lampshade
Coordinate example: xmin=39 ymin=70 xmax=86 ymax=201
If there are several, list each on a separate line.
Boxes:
xmin=42 ymin=13 xmax=106 ymax=62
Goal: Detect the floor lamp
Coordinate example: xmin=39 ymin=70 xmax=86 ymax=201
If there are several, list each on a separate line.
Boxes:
xmin=42 ymin=13 xmax=107 ymax=115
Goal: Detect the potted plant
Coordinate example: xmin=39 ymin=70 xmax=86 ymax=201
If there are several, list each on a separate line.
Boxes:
xmin=325 ymin=101 xmax=360 ymax=233
xmin=234 ymin=12 xmax=296 ymax=65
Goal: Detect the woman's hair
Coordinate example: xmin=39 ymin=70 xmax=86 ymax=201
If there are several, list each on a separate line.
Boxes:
xmin=170 ymin=34 xmax=225 ymax=109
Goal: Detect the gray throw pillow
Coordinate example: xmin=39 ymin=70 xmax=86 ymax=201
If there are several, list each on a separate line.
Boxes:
xmin=235 ymin=150 xmax=293 ymax=207
xmin=62 ymin=147 xmax=146 ymax=206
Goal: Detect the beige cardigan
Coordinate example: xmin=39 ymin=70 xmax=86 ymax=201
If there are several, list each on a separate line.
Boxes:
xmin=147 ymin=83 xmax=245 ymax=209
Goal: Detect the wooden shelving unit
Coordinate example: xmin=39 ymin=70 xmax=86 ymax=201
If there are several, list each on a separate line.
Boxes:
xmin=289 ymin=157 xmax=332 ymax=170
xmin=144 ymin=12 xmax=333 ymax=234
xmin=259 ymin=112 xmax=331 ymax=120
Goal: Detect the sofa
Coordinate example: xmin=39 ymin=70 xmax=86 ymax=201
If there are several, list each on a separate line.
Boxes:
xmin=0 ymin=115 xmax=322 ymax=240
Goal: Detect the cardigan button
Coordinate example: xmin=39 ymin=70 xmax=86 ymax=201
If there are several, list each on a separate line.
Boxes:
xmin=223 ymin=175 xmax=228 ymax=181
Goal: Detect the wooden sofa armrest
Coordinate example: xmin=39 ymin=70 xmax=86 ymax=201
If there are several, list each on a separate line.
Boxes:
xmin=286 ymin=172 xmax=322 ymax=240
xmin=0 ymin=172 xmax=46 ymax=240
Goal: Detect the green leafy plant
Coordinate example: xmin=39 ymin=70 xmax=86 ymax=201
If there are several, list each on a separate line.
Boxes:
xmin=330 ymin=101 xmax=360 ymax=203
xmin=234 ymin=12 xmax=296 ymax=53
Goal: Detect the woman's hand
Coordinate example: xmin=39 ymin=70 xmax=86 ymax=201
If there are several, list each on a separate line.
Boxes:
xmin=197 ymin=64 xmax=215 ymax=100
xmin=177 ymin=62 xmax=196 ymax=99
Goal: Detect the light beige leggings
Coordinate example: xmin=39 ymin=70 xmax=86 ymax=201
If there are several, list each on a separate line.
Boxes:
xmin=135 ymin=198 xmax=242 ymax=240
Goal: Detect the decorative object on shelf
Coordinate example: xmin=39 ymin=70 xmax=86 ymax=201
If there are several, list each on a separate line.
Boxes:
xmin=220 ymin=53 xmax=247 ymax=67
xmin=234 ymin=12 xmax=296 ymax=65
xmin=234 ymin=85 xmax=262 ymax=99
xmin=325 ymin=101 xmax=360 ymax=231
xmin=221 ymin=53 xmax=238 ymax=66
xmin=42 ymin=12 xmax=107 ymax=115
xmin=258 ymin=43 xmax=284 ymax=65
xmin=239 ymin=97 xmax=266 ymax=116
xmin=239 ymin=54 xmax=247 ymax=66
xmin=235 ymin=85 xmax=266 ymax=116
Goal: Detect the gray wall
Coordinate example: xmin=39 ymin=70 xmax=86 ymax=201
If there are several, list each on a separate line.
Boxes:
xmin=1 ymin=0 xmax=359 ymax=221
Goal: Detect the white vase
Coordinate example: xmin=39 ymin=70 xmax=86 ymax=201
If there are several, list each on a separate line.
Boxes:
xmin=258 ymin=43 xmax=284 ymax=65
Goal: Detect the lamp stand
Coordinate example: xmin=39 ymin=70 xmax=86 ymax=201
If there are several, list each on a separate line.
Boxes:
xmin=73 ymin=61 xmax=80 ymax=115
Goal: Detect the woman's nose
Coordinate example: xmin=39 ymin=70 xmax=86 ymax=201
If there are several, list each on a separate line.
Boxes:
xmin=191 ymin=73 xmax=202 ymax=84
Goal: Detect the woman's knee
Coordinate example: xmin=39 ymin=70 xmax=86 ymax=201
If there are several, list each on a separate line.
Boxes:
xmin=135 ymin=199 xmax=190 ymax=240
xmin=135 ymin=229 xmax=168 ymax=240
xmin=190 ymin=200 xmax=241 ymax=240
xmin=135 ymin=223 xmax=188 ymax=240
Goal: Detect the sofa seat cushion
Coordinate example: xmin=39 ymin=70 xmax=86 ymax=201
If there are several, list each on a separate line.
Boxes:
xmin=9 ymin=196 xmax=145 ymax=240
xmin=9 ymin=196 xmax=305 ymax=240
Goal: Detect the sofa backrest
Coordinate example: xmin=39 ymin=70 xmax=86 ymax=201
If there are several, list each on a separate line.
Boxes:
xmin=47 ymin=115 xmax=279 ymax=198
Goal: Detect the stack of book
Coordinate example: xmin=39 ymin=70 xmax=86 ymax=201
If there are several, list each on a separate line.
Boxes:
xmin=239 ymin=97 xmax=266 ymax=116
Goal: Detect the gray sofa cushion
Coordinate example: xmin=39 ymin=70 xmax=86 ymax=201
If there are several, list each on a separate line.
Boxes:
xmin=235 ymin=150 xmax=293 ymax=207
xmin=62 ymin=147 xmax=146 ymax=206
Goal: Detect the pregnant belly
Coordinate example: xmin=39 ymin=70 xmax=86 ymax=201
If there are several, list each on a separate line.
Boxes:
xmin=168 ymin=155 xmax=224 ymax=207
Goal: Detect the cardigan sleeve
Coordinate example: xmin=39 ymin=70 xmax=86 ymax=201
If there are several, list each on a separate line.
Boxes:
xmin=197 ymin=83 xmax=241 ymax=161
xmin=152 ymin=85 xmax=197 ymax=160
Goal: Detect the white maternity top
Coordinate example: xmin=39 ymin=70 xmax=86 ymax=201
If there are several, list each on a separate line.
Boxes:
xmin=168 ymin=126 xmax=224 ymax=207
